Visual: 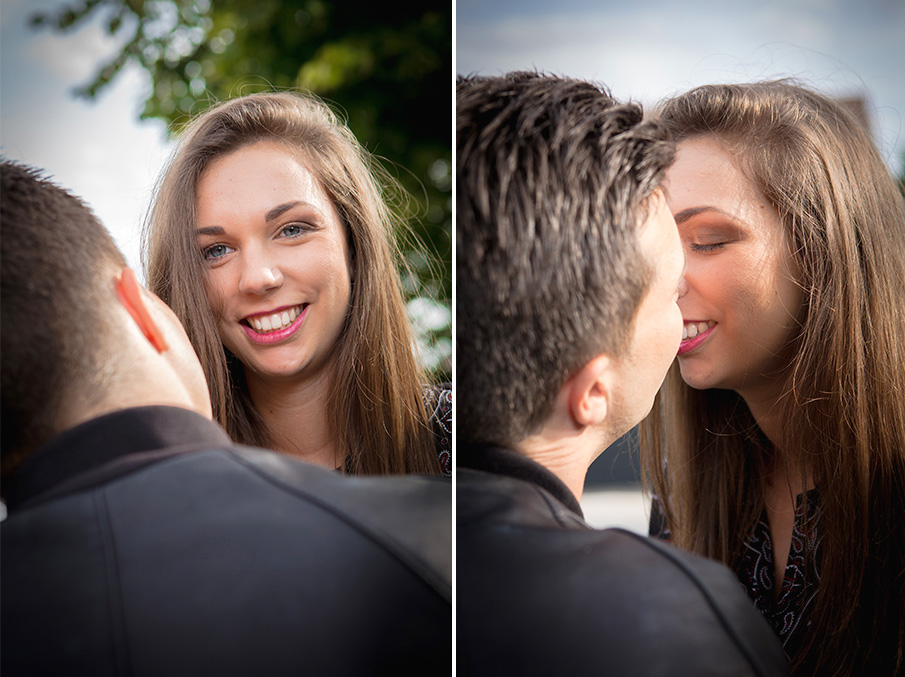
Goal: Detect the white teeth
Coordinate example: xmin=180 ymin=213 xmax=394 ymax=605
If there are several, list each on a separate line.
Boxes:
xmin=247 ymin=305 xmax=302 ymax=334
xmin=682 ymin=320 xmax=715 ymax=341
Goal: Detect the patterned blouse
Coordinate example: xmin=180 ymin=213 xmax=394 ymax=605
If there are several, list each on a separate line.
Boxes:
xmin=736 ymin=492 xmax=822 ymax=660
xmin=423 ymin=382 xmax=452 ymax=477
xmin=652 ymin=492 xmax=822 ymax=660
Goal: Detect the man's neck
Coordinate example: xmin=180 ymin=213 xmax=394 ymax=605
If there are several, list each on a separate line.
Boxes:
xmin=57 ymin=386 xmax=206 ymax=438
xmin=515 ymin=426 xmax=614 ymax=504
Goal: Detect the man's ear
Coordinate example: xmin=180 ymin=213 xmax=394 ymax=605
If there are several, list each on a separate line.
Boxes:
xmin=114 ymin=268 xmax=169 ymax=353
xmin=567 ymin=354 xmax=613 ymax=428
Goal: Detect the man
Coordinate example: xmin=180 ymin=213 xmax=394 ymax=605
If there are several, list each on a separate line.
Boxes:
xmin=456 ymin=72 xmax=788 ymax=676
xmin=0 ymin=161 xmax=450 ymax=675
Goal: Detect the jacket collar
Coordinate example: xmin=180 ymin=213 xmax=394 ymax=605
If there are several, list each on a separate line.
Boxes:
xmin=4 ymin=406 xmax=231 ymax=511
xmin=458 ymin=442 xmax=584 ymax=518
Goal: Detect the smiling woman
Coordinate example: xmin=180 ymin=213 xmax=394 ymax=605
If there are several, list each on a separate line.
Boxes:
xmin=144 ymin=92 xmax=450 ymax=477
xmin=666 ymin=136 xmax=804 ymax=393
xmin=195 ymin=142 xmax=353 ymax=406
xmin=643 ymin=80 xmax=905 ymax=676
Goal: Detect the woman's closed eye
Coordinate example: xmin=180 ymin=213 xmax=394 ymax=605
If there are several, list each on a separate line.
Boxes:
xmin=689 ymin=242 xmax=726 ymax=253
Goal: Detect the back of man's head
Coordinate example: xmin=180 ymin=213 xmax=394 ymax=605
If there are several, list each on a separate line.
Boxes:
xmin=1 ymin=161 xmax=126 ymax=474
xmin=456 ymin=72 xmax=674 ymax=448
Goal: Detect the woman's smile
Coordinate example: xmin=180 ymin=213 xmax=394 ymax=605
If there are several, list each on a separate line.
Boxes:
xmin=677 ymin=320 xmax=716 ymax=355
xmin=241 ymin=304 xmax=309 ymax=345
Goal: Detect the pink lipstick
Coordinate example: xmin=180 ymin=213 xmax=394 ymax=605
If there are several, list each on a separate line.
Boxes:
xmin=677 ymin=323 xmax=715 ymax=356
xmin=242 ymin=305 xmax=308 ymax=345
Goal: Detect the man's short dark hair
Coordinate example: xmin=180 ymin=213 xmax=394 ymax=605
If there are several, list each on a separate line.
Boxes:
xmin=456 ymin=72 xmax=674 ymax=447
xmin=1 ymin=161 xmax=126 ymax=474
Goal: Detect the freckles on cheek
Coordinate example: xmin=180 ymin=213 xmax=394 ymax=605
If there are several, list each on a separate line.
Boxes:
xmin=731 ymin=283 xmax=766 ymax=317
xmin=326 ymin=260 xmax=354 ymax=301
xmin=724 ymin=258 xmax=770 ymax=314
xmin=202 ymin=275 xmax=230 ymax=321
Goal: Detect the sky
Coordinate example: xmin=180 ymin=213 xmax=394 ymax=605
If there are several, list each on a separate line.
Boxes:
xmin=2 ymin=0 xmax=902 ymax=279
xmin=457 ymin=0 xmax=905 ymax=177
xmin=1 ymin=0 xmax=173 ymax=274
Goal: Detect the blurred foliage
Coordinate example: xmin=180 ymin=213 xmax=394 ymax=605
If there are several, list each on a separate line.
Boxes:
xmin=31 ymin=0 xmax=452 ymax=377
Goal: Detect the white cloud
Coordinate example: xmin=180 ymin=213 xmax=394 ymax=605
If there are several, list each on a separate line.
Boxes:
xmin=24 ymin=19 xmax=127 ymax=84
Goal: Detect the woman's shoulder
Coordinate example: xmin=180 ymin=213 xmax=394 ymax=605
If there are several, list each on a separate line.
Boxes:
xmin=423 ymin=382 xmax=452 ymax=477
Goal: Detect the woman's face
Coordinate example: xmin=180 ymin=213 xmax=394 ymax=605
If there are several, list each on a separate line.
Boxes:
xmin=663 ymin=136 xmax=803 ymax=398
xmin=195 ymin=140 xmax=353 ymax=384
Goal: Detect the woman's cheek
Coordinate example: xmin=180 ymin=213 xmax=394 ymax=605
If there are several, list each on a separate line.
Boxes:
xmin=203 ymin=271 xmax=231 ymax=320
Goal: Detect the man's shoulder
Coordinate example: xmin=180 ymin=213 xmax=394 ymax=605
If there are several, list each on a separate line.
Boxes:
xmin=17 ymin=441 xmax=449 ymax=519
xmin=1 ymin=445 xmax=452 ymax=675
xmin=457 ymin=466 xmax=588 ymax=530
xmin=229 ymin=443 xmax=451 ymax=515
xmin=5 ymin=445 xmax=451 ymax=598
xmin=457 ymin=476 xmax=788 ymax=676
xmin=228 ymin=445 xmax=452 ymax=595
xmin=457 ymin=466 xmax=749 ymax=617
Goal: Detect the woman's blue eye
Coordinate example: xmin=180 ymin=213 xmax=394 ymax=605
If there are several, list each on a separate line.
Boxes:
xmin=281 ymin=223 xmax=306 ymax=238
xmin=203 ymin=244 xmax=231 ymax=260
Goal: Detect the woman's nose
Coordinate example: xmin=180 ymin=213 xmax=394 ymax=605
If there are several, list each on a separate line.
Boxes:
xmin=238 ymin=254 xmax=284 ymax=295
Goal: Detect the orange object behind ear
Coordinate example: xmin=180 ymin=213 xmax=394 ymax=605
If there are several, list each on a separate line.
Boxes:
xmin=115 ymin=268 xmax=169 ymax=353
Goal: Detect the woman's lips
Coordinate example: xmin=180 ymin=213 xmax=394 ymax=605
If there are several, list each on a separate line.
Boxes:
xmin=677 ymin=320 xmax=716 ymax=356
xmin=241 ymin=305 xmax=309 ymax=345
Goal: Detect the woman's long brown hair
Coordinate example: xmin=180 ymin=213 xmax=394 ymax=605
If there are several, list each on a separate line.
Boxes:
xmin=642 ymin=81 xmax=905 ymax=675
xmin=145 ymin=92 xmax=439 ymax=475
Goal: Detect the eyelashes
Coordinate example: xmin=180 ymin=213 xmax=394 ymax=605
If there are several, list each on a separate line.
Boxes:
xmin=278 ymin=222 xmax=317 ymax=238
xmin=202 ymin=243 xmax=234 ymax=261
xmin=689 ymin=242 xmax=725 ymax=253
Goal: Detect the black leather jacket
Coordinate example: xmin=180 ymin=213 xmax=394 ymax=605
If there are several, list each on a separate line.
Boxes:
xmin=1 ymin=406 xmax=451 ymax=676
xmin=457 ymin=443 xmax=788 ymax=676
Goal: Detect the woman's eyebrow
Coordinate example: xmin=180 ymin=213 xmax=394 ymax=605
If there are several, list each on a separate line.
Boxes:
xmin=265 ymin=201 xmax=314 ymax=222
xmin=674 ymin=206 xmax=732 ymax=225
xmin=195 ymin=201 xmax=319 ymax=234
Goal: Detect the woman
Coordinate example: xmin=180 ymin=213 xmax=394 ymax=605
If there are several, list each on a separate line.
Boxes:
xmin=145 ymin=91 xmax=450 ymax=476
xmin=643 ymin=81 xmax=905 ymax=675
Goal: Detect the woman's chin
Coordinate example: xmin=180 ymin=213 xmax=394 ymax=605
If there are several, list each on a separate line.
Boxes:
xmin=241 ymin=356 xmax=305 ymax=382
xmin=677 ymin=362 xmax=720 ymax=391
